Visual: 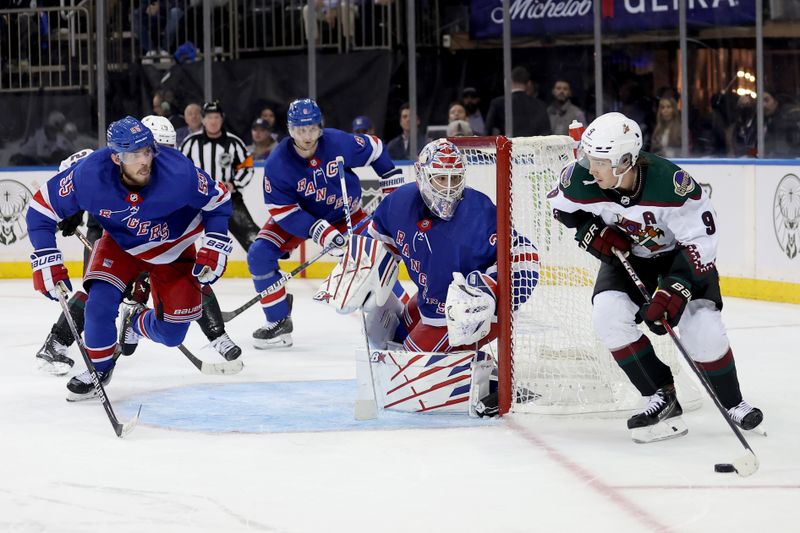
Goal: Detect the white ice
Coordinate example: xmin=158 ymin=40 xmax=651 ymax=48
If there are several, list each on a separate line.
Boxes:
xmin=2 ymin=278 xmax=799 ymax=533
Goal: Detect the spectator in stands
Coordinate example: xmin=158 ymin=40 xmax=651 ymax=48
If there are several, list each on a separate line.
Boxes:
xmin=10 ymin=110 xmax=75 ymax=166
xmin=134 ymin=1 xmax=184 ymax=61
xmin=485 ymin=66 xmax=551 ymax=137
xmin=547 ymin=79 xmax=586 ymax=136
xmin=303 ymin=0 xmax=358 ymax=46
xmin=763 ymin=90 xmax=800 ymax=158
xmin=448 ymin=102 xmax=467 ymax=124
xmin=352 ymin=115 xmax=374 ymax=135
xmin=461 ymin=87 xmax=486 ymax=136
xmin=728 ymin=94 xmax=757 ymax=157
xmin=151 ymin=88 xmax=182 ymax=127
xmin=650 ymin=95 xmax=683 ymax=158
xmin=259 ymin=104 xmax=282 ymax=141
xmin=176 ymin=102 xmax=203 ymax=146
xmin=387 ymin=102 xmax=424 ymax=160
xmin=446 ymin=120 xmax=472 ymax=137
xmin=247 ymin=117 xmax=277 ymax=161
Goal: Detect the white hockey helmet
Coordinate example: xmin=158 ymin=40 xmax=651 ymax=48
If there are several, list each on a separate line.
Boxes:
xmin=59 ymin=149 xmax=94 ymax=172
xmin=579 ymin=112 xmax=642 ymax=182
xmin=414 ymin=138 xmax=467 ymax=221
xmin=142 ymin=115 xmax=177 ymax=147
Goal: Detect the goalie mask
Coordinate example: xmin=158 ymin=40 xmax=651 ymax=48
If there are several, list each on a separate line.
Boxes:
xmin=414 ymin=139 xmax=466 ymax=221
xmin=578 ymin=112 xmax=642 ymax=188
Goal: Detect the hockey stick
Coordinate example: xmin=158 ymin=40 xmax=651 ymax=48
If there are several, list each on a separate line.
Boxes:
xmin=612 ymin=248 xmax=759 ymax=477
xmin=56 ymin=282 xmax=141 ymax=438
xmin=337 ymin=156 xmax=379 ymax=420
xmin=220 ymin=214 xmax=373 ymax=323
xmin=74 ymin=229 xmax=243 ymax=376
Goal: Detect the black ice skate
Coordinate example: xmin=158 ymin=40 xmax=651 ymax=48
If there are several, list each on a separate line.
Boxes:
xmin=66 ymin=366 xmax=114 ymax=402
xmin=35 ymin=333 xmax=74 ymax=376
xmin=252 ymin=294 xmax=293 ymax=350
xmin=118 ymin=303 xmax=144 ymax=356
xmin=728 ymin=400 xmax=765 ymax=433
xmin=627 ymin=385 xmax=688 ymax=443
xmin=210 ymin=333 xmax=242 ymax=361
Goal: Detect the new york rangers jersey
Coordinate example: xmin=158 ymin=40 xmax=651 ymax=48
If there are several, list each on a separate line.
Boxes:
xmin=26 ymin=147 xmax=232 ymax=264
xmin=262 ymin=128 xmax=395 ymax=238
xmin=369 ymin=183 xmax=501 ymax=326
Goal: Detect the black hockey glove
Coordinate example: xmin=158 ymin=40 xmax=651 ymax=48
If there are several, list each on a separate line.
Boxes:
xmin=575 ymin=216 xmax=631 ymax=264
xmin=474 ymin=391 xmax=499 ymax=418
xmin=641 ymin=276 xmax=692 ymax=335
xmin=57 ymin=211 xmax=85 ymax=237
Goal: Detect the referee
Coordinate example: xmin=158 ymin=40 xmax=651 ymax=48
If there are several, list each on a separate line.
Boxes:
xmin=180 ymin=100 xmax=260 ymax=250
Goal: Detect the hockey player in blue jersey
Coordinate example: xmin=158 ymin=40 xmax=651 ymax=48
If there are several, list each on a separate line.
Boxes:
xmin=26 ymin=116 xmax=233 ymax=400
xmin=315 ymin=139 xmax=540 ymax=415
xmin=246 ymin=98 xmax=405 ymax=349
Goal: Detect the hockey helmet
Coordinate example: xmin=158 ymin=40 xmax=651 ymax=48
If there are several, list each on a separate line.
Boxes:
xmin=579 ymin=112 xmax=642 ymax=180
xmin=142 ymin=115 xmax=177 ymax=147
xmin=287 ymin=98 xmax=323 ymax=128
xmin=106 ymin=116 xmax=157 ymax=157
xmin=414 ymin=138 xmax=467 ymax=221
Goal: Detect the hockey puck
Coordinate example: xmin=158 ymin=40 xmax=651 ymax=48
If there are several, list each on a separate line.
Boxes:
xmin=714 ymin=463 xmax=736 ymax=473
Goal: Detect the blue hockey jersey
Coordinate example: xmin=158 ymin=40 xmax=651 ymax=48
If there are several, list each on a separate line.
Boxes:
xmin=369 ymin=183 xmax=498 ymax=325
xmin=262 ymin=128 xmax=396 ymax=238
xmin=26 ymin=147 xmax=232 ymax=264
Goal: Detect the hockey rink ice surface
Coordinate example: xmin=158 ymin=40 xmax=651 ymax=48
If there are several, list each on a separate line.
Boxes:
xmin=2 ymin=278 xmax=799 ymax=533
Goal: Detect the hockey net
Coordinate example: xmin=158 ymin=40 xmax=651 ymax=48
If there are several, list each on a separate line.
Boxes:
xmin=451 ymin=136 xmax=702 ymax=417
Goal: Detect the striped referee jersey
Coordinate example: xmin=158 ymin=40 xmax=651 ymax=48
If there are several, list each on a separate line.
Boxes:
xmin=180 ymin=128 xmax=253 ymax=190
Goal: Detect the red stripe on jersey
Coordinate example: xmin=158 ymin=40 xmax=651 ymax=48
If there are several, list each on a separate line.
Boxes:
xmin=136 ymin=224 xmax=203 ymax=262
xmin=32 ymin=190 xmax=56 ymax=215
xmin=268 ymin=204 xmax=300 ymax=217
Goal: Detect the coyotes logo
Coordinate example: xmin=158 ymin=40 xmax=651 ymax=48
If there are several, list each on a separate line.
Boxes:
xmin=615 ymin=215 xmax=665 ymax=252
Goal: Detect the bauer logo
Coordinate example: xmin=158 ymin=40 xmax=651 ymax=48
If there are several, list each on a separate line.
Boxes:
xmin=773 ymin=173 xmax=800 ymax=260
xmin=0 ymin=179 xmax=33 ymax=245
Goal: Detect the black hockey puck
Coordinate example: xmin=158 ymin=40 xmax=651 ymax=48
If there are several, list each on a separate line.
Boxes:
xmin=714 ymin=463 xmax=735 ymax=473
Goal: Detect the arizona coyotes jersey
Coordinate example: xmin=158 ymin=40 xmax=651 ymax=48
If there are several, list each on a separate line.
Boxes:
xmin=548 ymin=151 xmax=719 ymax=271
xmin=262 ymin=128 xmax=395 ymax=238
xmin=26 ymin=147 xmax=232 ymax=264
xmin=369 ymin=183 xmax=501 ymax=326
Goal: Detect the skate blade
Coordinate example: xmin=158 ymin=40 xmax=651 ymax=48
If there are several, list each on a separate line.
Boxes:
xmin=37 ymin=358 xmax=73 ymax=376
xmin=252 ymin=334 xmax=293 ymax=350
xmin=748 ymin=424 xmax=768 ymax=437
xmin=631 ymin=416 xmax=688 ymax=444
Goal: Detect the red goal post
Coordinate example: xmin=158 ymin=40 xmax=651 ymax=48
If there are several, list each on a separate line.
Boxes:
xmin=450 ymin=135 xmax=702 ymax=417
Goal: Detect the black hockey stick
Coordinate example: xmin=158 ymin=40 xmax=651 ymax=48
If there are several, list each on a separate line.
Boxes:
xmin=74 ymin=229 xmax=243 ymax=376
xmin=612 ymin=248 xmax=759 ymax=477
xmin=56 ymin=282 xmax=141 ymax=438
xmin=337 ymin=156 xmax=379 ymax=420
xmin=220 ymin=214 xmax=373 ymax=323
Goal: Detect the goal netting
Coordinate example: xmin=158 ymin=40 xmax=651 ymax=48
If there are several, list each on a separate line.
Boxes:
xmin=452 ymin=135 xmax=702 ymax=417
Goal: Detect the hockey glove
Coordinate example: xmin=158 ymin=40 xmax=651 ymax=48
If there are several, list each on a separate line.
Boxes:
xmin=31 ymin=248 xmax=71 ymax=301
xmin=310 ymin=219 xmax=347 ymax=257
xmin=445 ymin=271 xmax=497 ymax=346
xmin=641 ymin=276 xmax=692 ymax=335
xmin=379 ymin=168 xmax=405 ymax=197
xmin=474 ymin=391 xmax=499 ymax=418
xmin=193 ymin=232 xmax=233 ymax=285
xmin=57 ymin=211 xmax=85 ymax=237
xmin=575 ymin=216 xmax=631 ymax=264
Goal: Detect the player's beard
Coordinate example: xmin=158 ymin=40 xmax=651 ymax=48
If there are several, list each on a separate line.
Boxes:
xmin=293 ymin=138 xmax=318 ymax=159
xmin=120 ymin=163 xmax=152 ymax=189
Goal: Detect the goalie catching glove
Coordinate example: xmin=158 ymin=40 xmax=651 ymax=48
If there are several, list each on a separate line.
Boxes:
xmin=310 ymin=219 xmax=347 ymax=257
xmin=314 ymin=234 xmax=399 ymax=314
xmin=445 ymin=271 xmax=496 ymax=346
xmin=193 ymin=232 xmax=233 ymax=284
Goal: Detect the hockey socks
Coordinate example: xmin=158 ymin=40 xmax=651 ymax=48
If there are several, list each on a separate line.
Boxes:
xmin=611 ymin=335 xmax=674 ymax=397
xmin=694 ymin=348 xmax=743 ymax=409
xmin=131 ymin=308 xmax=190 ymax=347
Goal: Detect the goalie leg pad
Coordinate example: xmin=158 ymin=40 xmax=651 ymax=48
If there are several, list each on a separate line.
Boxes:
xmin=314 ymin=234 xmax=399 ymax=314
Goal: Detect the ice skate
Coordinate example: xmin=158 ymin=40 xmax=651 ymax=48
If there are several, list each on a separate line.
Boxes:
xmin=627 ymin=385 xmax=688 ymax=443
xmin=252 ymin=316 xmax=293 ymax=349
xmin=66 ymin=365 xmax=114 ymax=402
xmin=728 ymin=400 xmax=766 ymax=435
xmin=210 ymin=333 xmax=242 ymax=361
xmin=118 ymin=303 xmax=144 ymax=356
xmin=35 ymin=333 xmax=74 ymax=376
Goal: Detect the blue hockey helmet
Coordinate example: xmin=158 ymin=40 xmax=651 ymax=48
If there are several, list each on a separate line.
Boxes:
xmin=106 ymin=115 xmax=157 ymax=154
xmin=287 ymin=98 xmax=323 ymax=128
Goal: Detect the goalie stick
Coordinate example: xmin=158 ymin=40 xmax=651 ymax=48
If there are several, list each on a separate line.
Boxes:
xmin=336 ymin=156 xmax=379 ymax=420
xmin=74 ymin=229 xmax=243 ymax=376
xmin=612 ymin=248 xmax=759 ymax=477
xmin=56 ymin=282 xmax=141 ymax=438
xmin=220 ymin=214 xmax=373 ymax=323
